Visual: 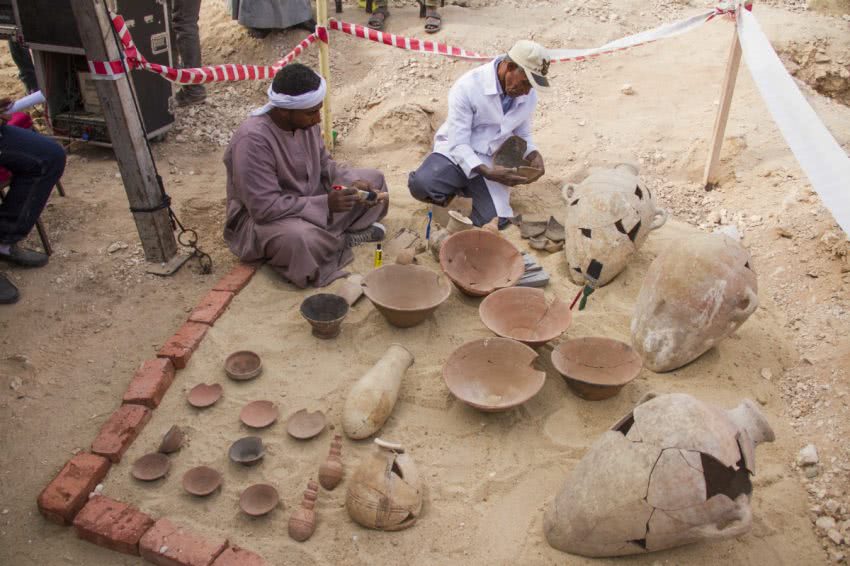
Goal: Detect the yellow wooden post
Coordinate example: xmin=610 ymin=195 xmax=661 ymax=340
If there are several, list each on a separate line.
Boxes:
xmin=316 ymin=0 xmax=334 ymax=149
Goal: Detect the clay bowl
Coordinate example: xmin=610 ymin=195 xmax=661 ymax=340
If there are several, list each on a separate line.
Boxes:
xmin=239 ymin=400 xmax=279 ymax=429
xmin=182 ymin=466 xmax=222 ymax=496
xmin=550 ymin=337 xmax=642 ymax=401
xmin=224 ymin=350 xmax=262 ymax=381
xmin=239 ymin=484 xmax=280 ymax=517
xmin=439 ymin=229 xmax=525 ymax=297
xmin=300 ymin=293 xmax=349 ymax=339
xmin=443 ymin=337 xmax=546 ymax=412
xmin=187 ymin=383 xmax=223 ymax=408
xmin=362 ymin=264 xmax=452 ymax=328
xmin=286 ymin=409 xmax=326 ymax=440
xmin=228 ymin=436 xmax=265 ymax=466
xmin=158 ymin=425 xmax=184 ymax=454
xmin=131 ymin=452 xmax=171 ymax=481
xmin=479 ymin=287 xmax=572 ymax=348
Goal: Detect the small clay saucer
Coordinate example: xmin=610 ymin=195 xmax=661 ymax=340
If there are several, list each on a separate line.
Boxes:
xmin=229 ymin=436 xmax=265 ymax=466
xmin=182 ymin=466 xmax=222 ymax=496
xmin=240 ymin=400 xmax=279 ymax=429
xmin=286 ymin=409 xmax=326 ymax=440
xmin=158 ymin=425 xmax=184 ymax=454
xmin=187 ymin=383 xmax=223 ymax=408
xmin=225 ymin=350 xmax=262 ymax=381
xmin=131 ymin=453 xmax=171 ymax=481
xmin=239 ymin=484 xmax=280 ymax=517
xmin=550 ymin=337 xmax=642 ymax=400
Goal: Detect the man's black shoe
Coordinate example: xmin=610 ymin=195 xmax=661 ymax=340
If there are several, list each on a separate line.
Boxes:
xmin=0 ymin=244 xmax=48 ymax=267
xmin=0 ymin=274 xmax=19 ymax=304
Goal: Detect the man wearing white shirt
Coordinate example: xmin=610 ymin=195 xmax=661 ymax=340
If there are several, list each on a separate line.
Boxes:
xmin=408 ymin=40 xmax=549 ymax=227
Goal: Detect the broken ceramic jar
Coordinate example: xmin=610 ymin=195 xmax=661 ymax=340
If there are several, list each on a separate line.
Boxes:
xmin=630 ymin=232 xmax=758 ymax=372
xmin=544 ymin=392 xmax=774 ymax=558
xmin=562 ymin=163 xmax=666 ymax=287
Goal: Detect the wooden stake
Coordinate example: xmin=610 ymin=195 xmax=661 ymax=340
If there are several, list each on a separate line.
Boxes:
xmin=316 ymin=0 xmax=334 ymax=149
xmin=70 ymin=0 xmax=178 ymax=263
xmin=703 ymin=23 xmax=743 ymax=190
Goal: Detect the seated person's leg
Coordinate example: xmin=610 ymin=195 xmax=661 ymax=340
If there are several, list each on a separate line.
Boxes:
xmin=332 ymin=167 xmax=388 ymax=238
xmin=466 ymin=176 xmax=499 ymax=227
xmin=408 ymin=153 xmax=469 ymax=208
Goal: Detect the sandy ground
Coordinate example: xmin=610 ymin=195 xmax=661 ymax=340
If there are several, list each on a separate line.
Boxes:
xmin=1 ymin=0 xmax=849 ymax=564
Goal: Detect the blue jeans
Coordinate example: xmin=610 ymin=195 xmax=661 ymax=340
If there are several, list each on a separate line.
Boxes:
xmin=0 ymin=125 xmax=66 ymax=245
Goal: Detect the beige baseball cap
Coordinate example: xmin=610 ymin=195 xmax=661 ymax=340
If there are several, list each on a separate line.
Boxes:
xmin=507 ymin=40 xmax=551 ymax=89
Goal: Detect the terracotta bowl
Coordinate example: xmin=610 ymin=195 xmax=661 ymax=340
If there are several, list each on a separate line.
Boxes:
xmin=131 ymin=453 xmax=170 ymax=481
xmin=187 ymin=383 xmax=223 ymax=408
xmin=182 ymin=466 xmax=222 ymax=496
xmin=158 ymin=425 xmax=184 ymax=454
xmin=239 ymin=400 xmax=279 ymax=429
xmin=225 ymin=350 xmax=262 ymax=381
xmin=443 ymin=337 xmax=546 ymax=412
xmin=300 ymin=294 xmax=349 ymax=339
xmin=229 ymin=436 xmax=265 ymax=466
xmin=550 ymin=337 xmax=642 ymax=400
xmin=286 ymin=409 xmax=326 ymax=440
xmin=439 ymin=229 xmax=525 ymax=297
xmin=239 ymin=484 xmax=280 ymax=517
xmin=363 ymin=264 xmax=452 ymax=328
xmin=479 ymin=287 xmax=572 ymax=348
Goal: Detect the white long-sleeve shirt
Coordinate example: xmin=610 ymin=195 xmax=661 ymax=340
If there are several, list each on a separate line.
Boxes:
xmin=433 ymin=58 xmax=539 ymax=217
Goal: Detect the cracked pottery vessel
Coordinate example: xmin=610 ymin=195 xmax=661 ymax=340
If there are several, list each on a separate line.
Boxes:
xmin=562 ymin=164 xmax=667 ymax=287
xmin=543 ymin=392 xmax=775 ymax=558
xmin=439 ymin=229 xmax=525 ymax=297
xmin=346 ymin=439 xmax=422 ymax=531
xmin=342 ymin=344 xmax=414 ymax=439
xmin=631 ymin=232 xmax=758 ymax=372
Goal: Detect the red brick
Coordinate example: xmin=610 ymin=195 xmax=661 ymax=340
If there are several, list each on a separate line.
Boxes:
xmin=188 ymin=290 xmax=234 ymax=326
xmin=91 ymin=404 xmax=151 ymax=463
xmin=123 ymin=358 xmax=176 ymax=409
xmin=212 ymin=263 xmax=258 ymax=293
xmin=157 ymin=321 xmax=209 ymax=369
xmin=212 ymin=546 xmax=267 ymax=566
xmin=139 ymin=518 xmax=228 ymax=566
xmin=37 ymin=453 xmax=111 ymax=525
xmin=73 ymin=495 xmax=154 ymax=555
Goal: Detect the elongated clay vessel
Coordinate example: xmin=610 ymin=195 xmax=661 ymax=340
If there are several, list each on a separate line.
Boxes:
xmin=288 ymin=480 xmax=319 ymax=542
xmin=631 ymin=233 xmax=758 ymax=372
xmin=346 ymin=439 xmax=422 ymax=531
xmin=343 ymin=344 xmax=414 ymax=439
xmin=544 ymin=393 xmax=774 ymax=557
xmin=318 ymin=434 xmax=344 ymax=490
xmin=562 ymin=164 xmax=666 ymax=287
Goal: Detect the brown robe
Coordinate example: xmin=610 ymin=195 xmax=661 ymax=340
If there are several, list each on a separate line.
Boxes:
xmin=223 ymin=115 xmax=387 ymax=288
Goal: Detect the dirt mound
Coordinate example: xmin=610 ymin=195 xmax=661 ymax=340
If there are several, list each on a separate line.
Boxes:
xmin=780 ymin=40 xmax=850 ymax=106
xmin=365 ymin=102 xmax=437 ymax=150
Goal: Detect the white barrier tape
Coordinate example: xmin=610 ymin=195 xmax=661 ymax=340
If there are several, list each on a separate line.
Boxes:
xmin=738 ymin=9 xmax=850 ymax=236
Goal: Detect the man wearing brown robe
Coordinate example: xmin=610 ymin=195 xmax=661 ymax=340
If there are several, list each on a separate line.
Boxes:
xmin=224 ymin=64 xmax=388 ymax=288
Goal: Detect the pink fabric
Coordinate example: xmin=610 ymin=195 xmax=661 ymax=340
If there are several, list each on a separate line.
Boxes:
xmin=0 ymin=113 xmax=35 ymax=184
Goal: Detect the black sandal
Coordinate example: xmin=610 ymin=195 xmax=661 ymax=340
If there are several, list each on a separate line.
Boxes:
xmin=367 ymin=7 xmax=389 ymax=30
xmin=424 ymin=9 xmax=441 ymax=34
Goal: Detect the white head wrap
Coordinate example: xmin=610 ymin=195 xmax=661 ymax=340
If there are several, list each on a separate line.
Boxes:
xmin=251 ymin=76 xmax=327 ymax=116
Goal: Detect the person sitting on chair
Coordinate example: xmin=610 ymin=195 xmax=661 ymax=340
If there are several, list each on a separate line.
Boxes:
xmin=0 ymin=97 xmax=67 ymax=304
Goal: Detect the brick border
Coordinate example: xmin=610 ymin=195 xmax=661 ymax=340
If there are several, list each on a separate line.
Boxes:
xmin=36 ymin=263 xmax=267 ymax=564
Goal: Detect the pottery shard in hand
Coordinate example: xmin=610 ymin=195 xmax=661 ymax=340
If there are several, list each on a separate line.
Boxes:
xmin=346 ymin=439 xmax=422 ymax=531
xmin=630 ymin=232 xmax=758 ymax=372
xmin=561 ymin=163 xmax=667 ymax=287
xmin=543 ymin=392 xmax=774 ymax=557
xmin=342 ymin=344 xmax=414 ymax=440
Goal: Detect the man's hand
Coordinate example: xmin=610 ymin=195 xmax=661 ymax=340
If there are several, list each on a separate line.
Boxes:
xmin=522 ymin=151 xmax=545 ymax=183
xmin=476 ymin=164 xmax=527 ymax=187
xmin=328 ymin=187 xmax=359 ymax=212
xmin=350 ymin=179 xmax=387 ymax=207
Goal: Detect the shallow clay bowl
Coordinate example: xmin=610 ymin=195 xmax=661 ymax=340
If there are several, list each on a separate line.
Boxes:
xmin=182 ymin=466 xmax=222 ymax=496
xmin=225 ymin=350 xmax=262 ymax=381
xmin=479 ymin=287 xmax=572 ymax=348
xmin=239 ymin=484 xmax=279 ymax=517
xmin=286 ymin=409 xmax=326 ymax=440
xmin=187 ymin=383 xmax=223 ymax=408
xmin=363 ymin=264 xmax=452 ymax=328
xmin=229 ymin=436 xmax=265 ymax=466
xmin=240 ymin=400 xmax=279 ymax=429
xmin=443 ymin=337 xmax=546 ymax=412
xmin=300 ymin=293 xmax=349 ymax=339
xmin=550 ymin=337 xmax=642 ymax=401
xmin=158 ymin=425 xmax=184 ymax=454
xmin=439 ymin=229 xmax=525 ymax=297
xmin=131 ymin=453 xmax=171 ymax=481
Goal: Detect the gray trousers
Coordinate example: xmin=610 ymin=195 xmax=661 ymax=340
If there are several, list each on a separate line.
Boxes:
xmin=408 ymin=153 xmax=497 ymax=227
xmin=172 ymin=0 xmax=205 ymax=95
